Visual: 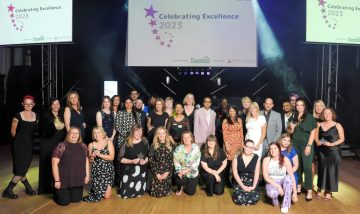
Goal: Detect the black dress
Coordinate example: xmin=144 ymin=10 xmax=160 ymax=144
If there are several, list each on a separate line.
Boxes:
xmin=185 ymin=108 xmax=195 ymax=132
xmin=148 ymin=111 xmax=168 ymax=142
xmin=118 ymin=140 xmax=149 ymax=198
xmin=317 ymin=124 xmax=341 ymax=192
xmin=38 ymin=112 xmax=66 ymax=194
xmin=101 ymin=111 xmax=115 ymax=138
xmin=232 ymin=154 xmax=260 ymax=205
xmin=12 ymin=112 xmax=38 ymax=176
xmin=166 ymin=116 xmax=189 ymax=144
xmin=149 ymin=144 xmax=173 ymax=197
xmin=69 ymin=108 xmax=85 ymax=139
xmin=83 ymin=144 xmax=114 ymax=202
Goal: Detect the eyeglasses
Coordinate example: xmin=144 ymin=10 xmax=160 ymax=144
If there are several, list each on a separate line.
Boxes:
xmin=245 ymin=145 xmax=255 ymax=149
xmin=24 ymin=104 xmax=34 ymax=106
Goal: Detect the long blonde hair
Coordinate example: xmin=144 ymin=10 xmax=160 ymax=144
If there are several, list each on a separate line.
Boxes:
xmin=313 ymin=100 xmax=326 ymax=118
xmin=152 ymin=126 xmax=173 ymax=151
xmin=246 ymin=102 xmax=260 ymax=122
xmin=126 ymin=124 xmax=147 ymax=147
xmin=92 ymin=126 xmax=107 ymax=141
xmin=183 ymin=93 xmax=195 ymax=106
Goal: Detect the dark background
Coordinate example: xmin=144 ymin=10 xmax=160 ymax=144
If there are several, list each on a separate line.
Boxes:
xmin=1 ymin=0 xmax=359 ymax=147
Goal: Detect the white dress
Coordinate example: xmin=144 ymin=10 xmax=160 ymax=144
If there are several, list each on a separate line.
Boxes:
xmin=245 ymin=115 xmax=266 ymax=158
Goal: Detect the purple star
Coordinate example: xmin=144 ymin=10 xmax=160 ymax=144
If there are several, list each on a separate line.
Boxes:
xmin=321 ymin=8 xmax=326 ymax=13
xmin=12 ymin=19 xmax=15 ymax=23
xmin=169 ymin=39 xmax=173 ymax=43
xmin=10 ymin=14 xmax=14 ymax=18
xmin=323 ymin=15 xmax=326 ymax=19
xmin=155 ymin=35 xmax=160 ymax=40
xmin=7 ymin=4 xmax=15 ymax=12
xmin=160 ymin=41 xmax=164 ymax=46
xmin=318 ymin=0 xmax=326 ymax=7
xmin=167 ymin=44 xmax=171 ymax=48
xmin=144 ymin=6 xmax=158 ymax=18
xmin=149 ymin=19 xmax=157 ymax=27
xmin=152 ymin=28 xmax=158 ymax=34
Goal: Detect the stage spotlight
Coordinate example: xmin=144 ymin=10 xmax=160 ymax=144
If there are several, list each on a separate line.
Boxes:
xmin=184 ymin=72 xmax=188 ymax=75
xmin=207 ymin=71 xmax=210 ymax=76
xmin=201 ymin=72 xmax=204 ymax=75
xmin=166 ymin=76 xmax=170 ymax=84
xmin=190 ymin=72 xmax=194 ymax=75
xmin=217 ymin=78 xmax=221 ymax=86
xmin=104 ymin=81 xmax=118 ymax=97
xmin=195 ymin=71 xmax=199 ymax=75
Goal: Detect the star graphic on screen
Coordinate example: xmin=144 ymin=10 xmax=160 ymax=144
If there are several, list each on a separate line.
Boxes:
xmin=323 ymin=15 xmax=326 ymax=19
xmin=144 ymin=6 xmax=158 ymax=18
xmin=10 ymin=14 xmax=14 ymax=18
xmin=12 ymin=19 xmax=15 ymax=23
xmin=318 ymin=0 xmax=326 ymax=7
xmin=155 ymin=35 xmax=160 ymax=40
xmin=152 ymin=28 xmax=158 ymax=34
xmin=321 ymin=8 xmax=326 ymax=13
xmin=169 ymin=39 xmax=173 ymax=43
xmin=160 ymin=41 xmax=165 ymax=46
xmin=167 ymin=44 xmax=171 ymax=48
xmin=7 ymin=4 xmax=15 ymax=12
xmin=149 ymin=19 xmax=157 ymax=27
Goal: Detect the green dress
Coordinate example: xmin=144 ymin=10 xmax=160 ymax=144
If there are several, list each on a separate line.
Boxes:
xmin=290 ymin=113 xmax=316 ymax=190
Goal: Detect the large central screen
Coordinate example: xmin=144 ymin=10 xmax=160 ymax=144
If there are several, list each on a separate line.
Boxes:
xmin=306 ymin=0 xmax=360 ymax=45
xmin=0 ymin=0 xmax=73 ymax=46
xmin=126 ymin=0 xmax=257 ymax=67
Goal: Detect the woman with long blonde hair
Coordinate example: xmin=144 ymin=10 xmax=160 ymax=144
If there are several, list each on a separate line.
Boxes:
xmin=64 ymin=91 xmax=86 ymax=139
xmin=149 ymin=127 xmax=174 ymax=197
xmin=245 ymin=102 xmax=266 ymax=158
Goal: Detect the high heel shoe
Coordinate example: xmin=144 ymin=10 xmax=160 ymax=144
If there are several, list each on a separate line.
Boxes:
xmin=305 ymin=191 xmax=313 ymax=202
xmin=324 ymin=191 xmax=332 ymax=201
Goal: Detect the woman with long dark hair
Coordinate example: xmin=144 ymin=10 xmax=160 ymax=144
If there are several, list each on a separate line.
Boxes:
xmin=96 ymin=96 xmax=115 ymax=141
xmin=263 ymin=142 xmax=296 ymax=213
xmin=200 ymin=135 xmax=227 ymax=196
xmin=287 ymin=98 xmax=317 ymax=200
xmin=38 ymin=98 xmax=66 ymax=195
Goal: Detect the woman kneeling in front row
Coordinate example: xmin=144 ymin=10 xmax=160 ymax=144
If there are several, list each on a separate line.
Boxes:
xmin=200 ymin=135 xmax=227 ymax=196
xmin=263 ymin=142 xmax=296 ymax=214
xmin=232 ymin=139 xmax=260 ymax=206
xmin=173 ymin=131 xmax=201 ymax=196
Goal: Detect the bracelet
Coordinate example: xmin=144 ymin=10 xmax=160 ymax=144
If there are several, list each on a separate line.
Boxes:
xmin=306 ymin=144 xmax=311 ymax=147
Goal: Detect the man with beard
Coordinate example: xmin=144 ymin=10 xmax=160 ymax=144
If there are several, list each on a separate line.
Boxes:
xmin=135 ymin=98 xmax=147 ymax=136
xmin=281 ymin=100 xmax=293 ymax=133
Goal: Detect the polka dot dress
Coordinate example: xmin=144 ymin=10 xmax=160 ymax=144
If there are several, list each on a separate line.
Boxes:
xmin=83 ymin=144 xmax=114 ymax=202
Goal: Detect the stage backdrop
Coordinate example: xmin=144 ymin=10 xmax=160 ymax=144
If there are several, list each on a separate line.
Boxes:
xmin=306 ymin=0 xmax=360 ymax=45
xmin=0 ymin=0 xmax=72 ymax=46
xmin=126 ymin=0 xmax=257 ymax=67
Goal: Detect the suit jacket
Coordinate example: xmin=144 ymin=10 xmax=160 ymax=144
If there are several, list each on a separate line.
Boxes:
xmin=260 ymin=110 xmax=282 ymax=143
xmin=281 ymin=112 xmax=293 ymax=133
xmin=194 ymin=107 xmax=216 ymax=145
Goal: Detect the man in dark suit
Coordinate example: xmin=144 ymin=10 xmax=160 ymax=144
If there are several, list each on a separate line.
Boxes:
xmin=135 ymin=98 xmax=147 ymax=136
xmin=260 ymin=98 xmax=282 ymax=158
xmin=281 ymin=100 xmax=293 ymax=134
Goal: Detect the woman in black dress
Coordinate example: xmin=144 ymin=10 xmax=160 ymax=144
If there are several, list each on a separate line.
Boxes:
xmin=232 ymin=139 xmax=261 ymax=206
xmin=183 ymin=93 xmax=196 ymax=132
xmin=111 ymin=95 xmax=121 ymax=114
xmin=38 ymin=98 xmax=66 ymax=195
xmin=200 ymin=135 xmax=227 ymax=196
xmin=315 ymin=107 xmax=345 ymax=200
xmin=147 ymin=98 xmax=168 ymax=143
xmin=149 ymin=126 xmax=173 ymax=197
xmin=64 ymin=91 xmax=86 ymax=139
xmin=166 ymin=103 xmax=190 ymax=145
xmin=83 ymin=126 xmax=115 ymax=202
xmin=117 ymin=124 xmax=149 ymax=198
xmin=2 ymin=95 xmax=38 ymax=199
xmin=96 ymin=96 xmax=115 ymax=141
xmin=52 ymin=127 xmax=90 ymax=206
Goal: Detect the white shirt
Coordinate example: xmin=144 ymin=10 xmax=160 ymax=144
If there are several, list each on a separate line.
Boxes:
xmin=204 ymin=108 xmax=211 ymax=126
xmin=284 ymin=112 xmax=293 ymax=129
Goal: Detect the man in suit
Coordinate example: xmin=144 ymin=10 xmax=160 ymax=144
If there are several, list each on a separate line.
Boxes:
xmin=281 ymin=101 xmax=293 ymax=133
xmin=135 ymin=98 xmax=147 ymax=136
xmin=194 ymin=97 xmax=216 ymax=148
xmin=260 ymin=98 xmax=282 ymax=158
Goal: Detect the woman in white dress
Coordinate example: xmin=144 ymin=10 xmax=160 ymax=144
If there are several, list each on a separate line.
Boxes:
xmin=245 ymin=102 xmax=266 ymax=158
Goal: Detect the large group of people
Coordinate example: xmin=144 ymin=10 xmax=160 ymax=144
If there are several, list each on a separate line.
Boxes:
xmin=2 ymin=91 xmax=345 ymax=213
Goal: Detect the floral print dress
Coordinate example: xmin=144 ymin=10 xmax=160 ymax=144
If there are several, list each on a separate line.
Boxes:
xmin=149 ymin=143 xmax=173 ymax=197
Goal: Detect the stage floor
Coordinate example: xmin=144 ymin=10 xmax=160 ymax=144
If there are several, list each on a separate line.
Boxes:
xmin=1 ymin=144 xmax=359 ymax=214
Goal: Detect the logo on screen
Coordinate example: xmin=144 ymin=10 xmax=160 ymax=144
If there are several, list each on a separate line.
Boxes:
xmin=144 ymin=5 xmax=174 ymax=48
xmin=191 ymin=56 xmax=210 ymax=64
xmin=7 ymin=4 xmax=24 ymax=32
xmin=318 ymin=0 xmax=337 ymax=29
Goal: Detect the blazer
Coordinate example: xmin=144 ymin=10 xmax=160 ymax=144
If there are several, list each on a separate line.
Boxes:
xmin=260 ymin=110 xmax=282 ymax=143
xmin=193 ymin=107 xmax=216 ymax=145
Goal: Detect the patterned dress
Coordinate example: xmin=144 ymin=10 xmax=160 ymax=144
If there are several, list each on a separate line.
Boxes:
xmin=115 ymin=111 xmax=139 ymax=148
xmin=149 ymin=143 xmax=173 ymax=197
xmin=101 ymin=111 xmax=115 ymax=138
xmin=117 ymin=141 xmax=149 ymax=199
xmin=83 ymin=144 xmax=114 ymax=202
xmin=222 ymin=119 xmax=244 ymax=160
xmin=232 ymin=154 xmax=260 ymax=206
